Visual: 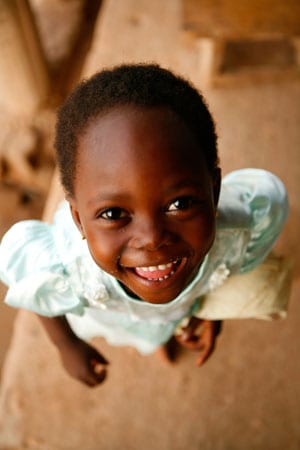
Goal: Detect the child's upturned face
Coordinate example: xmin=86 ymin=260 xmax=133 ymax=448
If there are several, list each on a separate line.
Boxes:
xmin=70 ymin=106 xmax=220 ymax=304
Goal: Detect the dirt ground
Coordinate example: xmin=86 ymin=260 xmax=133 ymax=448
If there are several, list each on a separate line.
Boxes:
xmin=0 ymin=0 xmax=88 ymax=373
xmin=0 ymin=186 xmax=46 ymax=373
xmin=0 ymin=1 xmax=300 ymax=449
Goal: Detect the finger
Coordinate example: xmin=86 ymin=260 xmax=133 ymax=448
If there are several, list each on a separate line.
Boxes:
xmin=90 ymin=359 xmax=108 ymax=382
xmin=94 ymin=367 xmax=107 ymax=384
xmin=91 ymin=355 xmax=109 ymax=368
xmin=84 ymin=378 xmax=99 ymax=388
xmin=196 ymin=335 xmax=214 ymax=366
xmin=81 ymin=367 xmax=108 ymax=387
xmin=181 ymin=317 xmax=203 ymax=341
xmin=81 ymin=356 xmax=109 ymax=387
xmin=80 ymin=373 xmax=100 ymax=387
xmin=91 ymin=360 xmax=108 ymax=377
xmin=91 ymin=353 xmax=109 ymax=365
xmin=175 ymin=334 xmax=202 ymax=350
xmin=196 ymin=343 xmax=214 ymax=367
xmin=195 ymin=323 xmax=215 ymax=366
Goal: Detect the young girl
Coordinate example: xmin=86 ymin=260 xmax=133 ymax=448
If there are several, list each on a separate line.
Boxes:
xmin=0 ymin=64 xmax=288 ymax=387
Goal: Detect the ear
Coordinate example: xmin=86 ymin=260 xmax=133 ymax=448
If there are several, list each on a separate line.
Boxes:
xmin=67 ymin=197 xmax=85 ymax=237
xmin=212 ymin=168 xmax=221 ymax=207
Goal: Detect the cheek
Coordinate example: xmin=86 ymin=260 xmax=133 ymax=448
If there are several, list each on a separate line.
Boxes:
xmin=187 ymin=214 xmax=216 ymax=255
xmin=86 ymin=231 xmax=124 ymax=272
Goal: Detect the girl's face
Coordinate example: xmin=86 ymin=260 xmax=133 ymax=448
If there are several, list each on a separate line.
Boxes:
xmin=70 ymin=106 xmax=220 ymax=304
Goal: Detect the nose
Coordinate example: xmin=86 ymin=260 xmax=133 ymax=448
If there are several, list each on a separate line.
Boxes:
xmin=128 ymin=215 xmax=172 ymax=251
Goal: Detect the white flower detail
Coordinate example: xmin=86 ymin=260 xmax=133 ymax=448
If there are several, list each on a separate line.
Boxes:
xmin=84 ymin=282 xmax=109 ymax=309
xmin=68 ymin=257 xmax=110 ymax=309
xmin=208 ymin=263 xmax=230 ymax=291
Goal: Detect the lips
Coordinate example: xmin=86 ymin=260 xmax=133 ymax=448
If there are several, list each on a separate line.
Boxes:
xmin=120 ymin=257 xmax=190 ymax=303
xmin=133 ymin=259 xmax=181 ymax=281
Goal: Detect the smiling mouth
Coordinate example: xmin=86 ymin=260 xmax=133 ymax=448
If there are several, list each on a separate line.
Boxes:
xmin=132 ymin=258 xmax=184 ymax=282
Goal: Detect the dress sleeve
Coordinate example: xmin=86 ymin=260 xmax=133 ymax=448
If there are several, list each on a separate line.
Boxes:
xmin=0 ymin=220 xmax=85 ymax=317
xmin=221 ymin=169 xmax=289 ymax=273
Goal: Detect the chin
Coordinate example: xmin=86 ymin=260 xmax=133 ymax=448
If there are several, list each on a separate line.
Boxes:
xmin=134 ymin=282 xmax=188 ymax=305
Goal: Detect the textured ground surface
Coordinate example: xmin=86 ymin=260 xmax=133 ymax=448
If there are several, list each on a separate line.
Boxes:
xmin=0 ymin=1 xmax=299 ymax=449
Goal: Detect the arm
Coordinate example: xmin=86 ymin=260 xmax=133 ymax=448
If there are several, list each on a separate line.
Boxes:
xmin=175 ymin=317 xmax=222 ymax=366
xmin=38 ymin=315 xmax=109 ymax=387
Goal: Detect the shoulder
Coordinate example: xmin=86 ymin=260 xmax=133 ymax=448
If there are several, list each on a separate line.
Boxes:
xmin=0 ymin=201 xmax=81 ymax=285
xmin=218 ymin=168 xmax=288 ymax=229
xmin=214 ymin=169 xmax=288 ymax=273
xmin=0 ymin=219 xmax=58 ymax=285
xmin=0 ymin=203 xmax=86 ymax=317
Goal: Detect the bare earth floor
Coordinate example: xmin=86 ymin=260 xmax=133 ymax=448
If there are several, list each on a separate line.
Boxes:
xmin=0 ymin=0 xmax=300 ymax=448
xmin=0 ymin=186 xmax=45 ymax=374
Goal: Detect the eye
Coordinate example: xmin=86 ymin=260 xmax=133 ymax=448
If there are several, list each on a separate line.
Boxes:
xmin=98 ymin=207 xmax=129 ymax=221
xmin=166 ymin=196 xmax=198 ymax=212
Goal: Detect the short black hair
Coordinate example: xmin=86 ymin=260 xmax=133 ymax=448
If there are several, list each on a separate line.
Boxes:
xmin=55 ymin=63 xmax=219 ymax=196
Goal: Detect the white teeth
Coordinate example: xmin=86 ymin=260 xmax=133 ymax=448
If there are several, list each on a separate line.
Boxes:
xmin=138 ymin=261 xmax=176 ymax=272
xmin=146 ymin=272 xmax=174 ymax=282
xmin=158 ymin=262 xmax=173 ymax=270
xmin=136 ymin=259 xmax=181 ymax=282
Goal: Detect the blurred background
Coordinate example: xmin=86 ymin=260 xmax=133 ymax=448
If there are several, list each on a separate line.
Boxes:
xmin=0 ymin=0 xmax=102 ymax=369
xmin=0 ymin=1 xmax=299 ymax=448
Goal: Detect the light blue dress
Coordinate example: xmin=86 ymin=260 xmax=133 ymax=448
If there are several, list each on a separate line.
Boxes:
xmin=0 ymin=169 xmax=288 ymax=354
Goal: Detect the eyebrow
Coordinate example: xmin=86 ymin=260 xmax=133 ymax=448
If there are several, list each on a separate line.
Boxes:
xmin=87 ymin=191 xmax=132 ymax=206
xmin=164 ymin=179 xmax=207 ymax=196
xmin=88 ymin=178 xmax=207 ymax=206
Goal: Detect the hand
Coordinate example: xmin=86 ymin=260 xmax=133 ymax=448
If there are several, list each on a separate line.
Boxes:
xmin=175 ymin=317 xmax=222 ymax=366
xmin=58 ymin=337 xmax=109 ymax=387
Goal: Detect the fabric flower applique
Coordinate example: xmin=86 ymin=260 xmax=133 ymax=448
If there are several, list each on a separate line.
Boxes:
xmin=208 ymin=263 xmax=230 ymax=291
xmin=83 ymin=281 xmax=109 ymax=309
xmin=67 ymin=257 xmax=109 ymax=309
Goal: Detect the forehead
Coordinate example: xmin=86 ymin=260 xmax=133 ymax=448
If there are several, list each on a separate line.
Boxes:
xmin=75 ymin=105 xmax=211 ymax=195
